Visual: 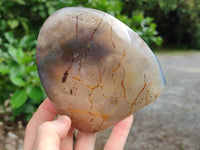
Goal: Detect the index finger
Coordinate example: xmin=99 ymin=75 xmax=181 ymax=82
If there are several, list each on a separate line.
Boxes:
xmin=104 ymin=115 xmax=133 ymax=150
xmin=24 ymin=98 xmax=58 ymax=150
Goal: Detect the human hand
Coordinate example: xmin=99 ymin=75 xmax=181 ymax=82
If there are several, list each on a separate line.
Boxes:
xmin=24 ymin=98 xmax=133 ymax=150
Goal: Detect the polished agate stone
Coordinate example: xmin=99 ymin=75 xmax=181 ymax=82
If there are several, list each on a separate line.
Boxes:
xmin=36 ymin=7 xmax=165 ymax=133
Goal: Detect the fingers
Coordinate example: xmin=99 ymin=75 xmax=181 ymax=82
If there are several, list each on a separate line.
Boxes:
xmin=60 ymin=127 xmax=74 ymax=150
xmin=24 ymin=98 xmax=58 ymax=150
xmin=104 ymin=115 xmax=133 ymax=150
xmin=75 ymin=131 xmax=96 ymax=150
xmin=33 ymin=115 xmax=71 ymax=150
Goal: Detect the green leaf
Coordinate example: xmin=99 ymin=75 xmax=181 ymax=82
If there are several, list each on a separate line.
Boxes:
xmin=9 ymin=65 xmax=26 ymax=85
xmin=132 ymin=13 xmax=143 ymax=23
xmin=8 ymin=45 xmax=18 ymax=62
xmin=153 ymin=36 xmax=163 ymax=46
xmin=0 ymin=65 xmax=10 ymax=75
xmin=19 ymin=35 xmax=30 ymax=47
xmin=4 ymin=32 xmax=15 ymax=44
xmin=24 ymin=102 xmax=35 ymax=114
xmin=7 ymin=19 xmax=19 ymax=29
xmin=15 ymin=0 xmax=26 ymax=5
xmin=30 ymin=69 xmax=39 ymax=77
xmin=10 ymin=66 xmax=24 ymax=77
xmin=22 ymin=54 xmax=33 ymax=64
xmin=21 ymin=21 xmax=29 ymax=33
xmin=26 ymin=63 xmax=36 ymax=73
xmin=8 ymin=46 xmax=26 ymax=64
xmin=16 ymin=48 xmax=24 ymax=64
xmin=19 ymin=35 xmax=35 ymax=48
xmin=10 ymin=76 xmax=26 ymax=86
xmin=48 ymin=7 xmax=56 ymax=15
xmin=11 ymin=89 xmax=27 ymax=108
xmin=0 ymin=37 xmax=2 ymax=44
xmin=26 ymin=86 xmax=43 ymax=103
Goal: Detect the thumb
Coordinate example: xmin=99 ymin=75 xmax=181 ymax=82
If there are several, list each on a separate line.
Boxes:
xmin=33 ymin=115 xmax=71 ymax=150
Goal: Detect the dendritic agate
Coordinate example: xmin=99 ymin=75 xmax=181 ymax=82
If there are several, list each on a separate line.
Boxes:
xmin=36 ymin=7 xmax=165 ymax=133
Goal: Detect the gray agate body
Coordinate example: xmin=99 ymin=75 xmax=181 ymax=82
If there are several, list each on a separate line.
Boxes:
xmin=36 ymin=7 xmax=165 ymax=133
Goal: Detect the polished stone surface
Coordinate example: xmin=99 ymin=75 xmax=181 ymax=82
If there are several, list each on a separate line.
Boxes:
xmin=36 ymin=7 xmax=165 ymax=132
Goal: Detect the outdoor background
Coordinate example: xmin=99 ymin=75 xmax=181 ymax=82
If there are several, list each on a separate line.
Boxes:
xmin=0 ymin=0 xmax=200 ymax=150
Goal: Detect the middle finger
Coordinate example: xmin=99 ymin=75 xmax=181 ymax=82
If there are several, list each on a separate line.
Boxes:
xmin=60 ymin=127 xmax=74 ymax=150
xmin=75 ymin=131 xmax=96 ymax=150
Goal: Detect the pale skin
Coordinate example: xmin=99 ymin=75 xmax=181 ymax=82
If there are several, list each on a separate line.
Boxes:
xmin=24 ymin=98 xmax=133 ymax=150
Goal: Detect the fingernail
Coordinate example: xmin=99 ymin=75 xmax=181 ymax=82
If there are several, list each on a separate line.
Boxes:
xmin=57 ymin=115 xmax=71 ymax=125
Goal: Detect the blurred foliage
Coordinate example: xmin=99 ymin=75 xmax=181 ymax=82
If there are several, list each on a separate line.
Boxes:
xmin=122 ymin=0 xmax=200 ymax=48
xmin=0 ymin=32 xmax=45 ymax=120
xmin=0 ymin=0 xmax=199 ymax=121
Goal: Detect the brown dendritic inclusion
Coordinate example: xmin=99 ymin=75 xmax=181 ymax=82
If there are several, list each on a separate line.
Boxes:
xmin=36 ymin=7 xmax=165 ymax=133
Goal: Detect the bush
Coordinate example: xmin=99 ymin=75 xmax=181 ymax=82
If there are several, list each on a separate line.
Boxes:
xmin=121 ymin=0 xmax=200 ymax=49
xmin=0 ymin=32 xmax=45 ymax=120
xmin=0 ymin=0 xmax=162 ymax=121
